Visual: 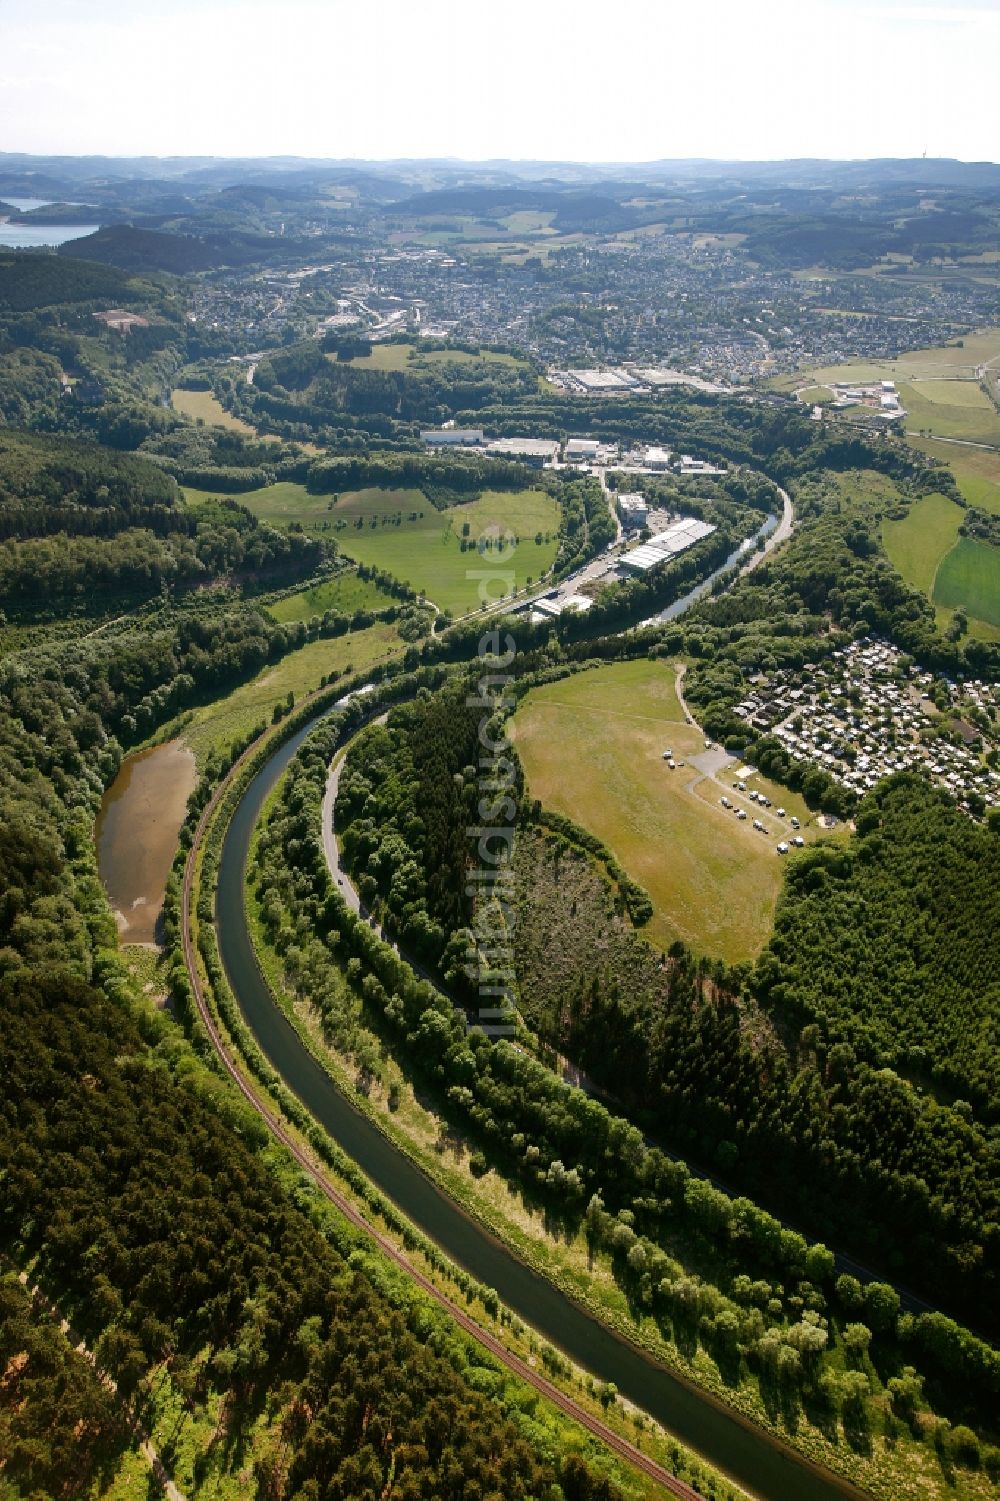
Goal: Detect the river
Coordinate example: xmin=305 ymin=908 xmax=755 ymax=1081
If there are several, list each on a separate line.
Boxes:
xmin=212 ymin=699 xmax=864 ymax=1501
xmin=97 ymin=739 xmax=197 ymax=944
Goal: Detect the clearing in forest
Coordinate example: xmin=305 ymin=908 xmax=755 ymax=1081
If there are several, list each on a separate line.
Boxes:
xmin=510 ymin=659 xmax=826 ymax=964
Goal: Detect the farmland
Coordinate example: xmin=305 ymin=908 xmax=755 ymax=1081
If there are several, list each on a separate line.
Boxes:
xmin=232 ymin=480 xmax=561 ymax=616
xmin=934 ymin=538 xmax=1000 ymax=628
xmin=510 ymin=659 xmax=828 ymax=964
xmin=882 ymin=492 xmax=1000 ymax=637
xmin=882 ymin=492 xmax=964 ymax=597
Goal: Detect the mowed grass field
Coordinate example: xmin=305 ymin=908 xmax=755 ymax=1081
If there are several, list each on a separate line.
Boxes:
xmin=168 ymin=621 xmax=402 ymax=767
xmin=882 ymin=492 xmax=1000 ymax=638
xmin=909 ymin=438 xmax=1000 ymax=515
xmin=226 ymin=480 xmax=561 ymax=615
xmin=267 ymin=569 xmax=398 ymax=624
xmin=510 ymin=660 xmax=816 ymax=964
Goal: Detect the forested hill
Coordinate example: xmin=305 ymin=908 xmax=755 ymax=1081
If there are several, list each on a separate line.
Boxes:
xmin=0 ymin=583 xmax=625 ymax=1496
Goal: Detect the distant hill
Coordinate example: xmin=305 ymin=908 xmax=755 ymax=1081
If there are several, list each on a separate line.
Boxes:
xmin=0 ymin=251 xmax=135 ymax=311
xmin=59 ymin=225 xmax=219 ymax=274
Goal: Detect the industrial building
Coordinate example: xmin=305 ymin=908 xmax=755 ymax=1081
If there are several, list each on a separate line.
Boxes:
xmin=529 ymin=592 xmax=593 ymax=624
xmin=564 ymin=438 xmax=600 ymax=462
xmin=678 ymin=455 xmax=727 ymax=477
xmin=644 ymin=445 xmax=672 ymax=470
xmin=485 ymin=437 xmax=559 ymax=467
xmin=618 ymin=516 xmax=716 ymax=574
xmin=420 ymin=428 xmax=484 ymax=446
xmin=617 ymin=493 xmax=648 ymax=529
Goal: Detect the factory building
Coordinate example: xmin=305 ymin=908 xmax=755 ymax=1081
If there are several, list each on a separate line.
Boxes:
xmin=485 ymin=437 xmax=559 ymax=467
xmin=617 ymin=493 xmax=648 ymax=529
xmin=421 ymin=428 xmax=484 ymax=446
xmin=564 ymin=438 xmax=600 ymax=462
xmin=619 ymin=516 xmax=716 ymax=574
xmin=644 ymin=445 xmax=672 ymax=470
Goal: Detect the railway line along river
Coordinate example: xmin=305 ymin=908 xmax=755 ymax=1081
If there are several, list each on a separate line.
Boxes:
xmin=208 ymin=693 xmax=866 ymax=1501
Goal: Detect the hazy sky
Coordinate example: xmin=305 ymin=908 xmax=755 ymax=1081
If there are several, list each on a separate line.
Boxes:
xmin=2 ymin=0 xmax=998 ymax=164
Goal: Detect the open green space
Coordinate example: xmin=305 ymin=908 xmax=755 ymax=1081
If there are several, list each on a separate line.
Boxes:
xmin=266 ymin=568 xmax=397 ymax=623
xmin=232 ymin=481 xmax=561 ymax=615
xmin=167 ymin=621 xmax=401 ymax=767
xmin=881 ymin=491 xmax=1000 ymax=637
xmin=333 ymin=486 xmax=561 ymax=615
xmin=170 ymin=386 xmax=263 ymax=434
xmin=511 ymin=660 xmax=797 ymax=964
xmin=909 ymin=437 xmax=1000 ymax=514
xmin=934 ymin=537 xmax=1000 ymax=627
xmin=342 ymin=343 xmax=525 ymax=371
xmin=770 ymin=327 xmax=1000 ymax=391
xmin=898 ymin=381 xmax=1000 ymax=445
xmin=881 ymin=492 xmax=964 ymax=597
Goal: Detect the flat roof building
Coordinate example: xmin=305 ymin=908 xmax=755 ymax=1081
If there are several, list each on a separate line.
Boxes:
xmin=644 ymin=445 xmax=672 ymax=470
xmin=486 ymin=437 xmax=559 ymax=467
xmin=421 ymin=428 xmax=484 ymax=446
xmin=564 ymin=438 xmax=600 ymax=461
xmin=617 ymin=493 xmax=648 ymax=528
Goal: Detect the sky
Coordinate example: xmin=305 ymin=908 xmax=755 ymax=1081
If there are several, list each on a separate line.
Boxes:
xmin=1 ymin=0 xmax=999 ymax=164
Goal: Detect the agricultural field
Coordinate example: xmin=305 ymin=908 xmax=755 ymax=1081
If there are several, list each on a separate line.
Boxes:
xmin=882 ymin=492 xmax=1000 ymax=637
xmin=333 ymin=487 xmax=560 ymax=615
xmin=896 ymin=380 xmax=1000 ymax=446
xmin=909 ymin=436 xmax=1000 ymax=514
xmin=266 ymin=568 xmax=398 ymax=623
xmin=166 ymin=620 xmax=401 ymax=767
xmin=882 ymin=492 xmax=963 ymax=597
xmin=934 ymin=538 xmax=1000 ymax=628
xmin=170 ymin=386 xmax=261 ymax=434
xmin=510 ymin=659 xmax=830 ymax=964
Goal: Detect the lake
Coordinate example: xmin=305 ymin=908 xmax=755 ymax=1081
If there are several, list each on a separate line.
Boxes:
xmin=0 ymin=196 xmax=99 ymax=248
xmin=96 ymin=739 xmax=198 ymax=945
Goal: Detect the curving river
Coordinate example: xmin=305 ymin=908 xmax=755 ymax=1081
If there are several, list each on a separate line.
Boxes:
xmin=212 ymin=698 xmax=866 ymax=1501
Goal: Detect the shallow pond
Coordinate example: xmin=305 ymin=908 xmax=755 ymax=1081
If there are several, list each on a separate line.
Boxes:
xmin=96 ymin=739 xmax=197 ymax=944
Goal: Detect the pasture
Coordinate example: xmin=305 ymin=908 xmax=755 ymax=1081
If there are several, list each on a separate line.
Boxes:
xmin=341 ymin=343 xmax=525 ymax=371
xmin=510 ymin=659 xmax=827 ymax=964
xmin=267 ymin=568 xmax=398 ymax=623
xmin=881 ymin=492 xmax=1000 ymax=637
xmin=934 ymin=539 xmax=1000 ymax=628
xmin=882 ymin=493 xmax=963 ymax=597
xmin=896 ymin=382 xmax=1000 ymax=446
xmin=171 ymin=387 xmax=261 ymax=435
xmin=909 ymin=438 xmax=1000 ymax=515
xmin=225 ymin=480 xmax=561 ymax=616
